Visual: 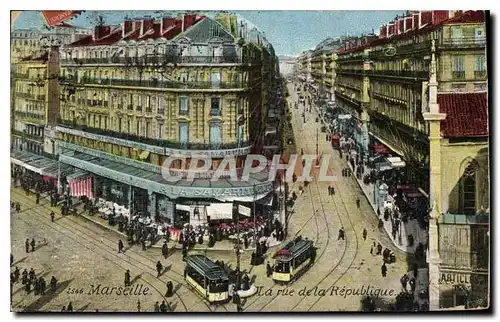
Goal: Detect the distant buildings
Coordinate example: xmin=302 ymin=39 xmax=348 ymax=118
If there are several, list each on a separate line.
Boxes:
xmin=321 ymin=10 xmax=488 ymax=310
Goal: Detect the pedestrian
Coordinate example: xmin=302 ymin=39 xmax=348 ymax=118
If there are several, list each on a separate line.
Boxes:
xmin=331 ymin=186 xmax=335 ymax=195
xmin=165 ymin=281 xmax=174 ymax=297
xmin=410 ymin=278 xmax=416 ymax=293
xmin=61 ymin=306 xmax=66 ymax=312
xmin=14 ymin=267 xmax=20 ymax=283
xmin=159 ymin=300 xmax=167 ymax=312
xmin=141 ymin=238 xmax=146 ymax=251
xmin=182 ymin=247 xmax=187 ymax=260
xmin=124 ymin=269 xmax=131 ymax=287
xmin=36 ymin=193 xmax=40 ymax=205
xmin=162 ymin=241 xmax=169 ymax=259
xmin=118 ymin=239 xmax=124 ymax=253
xmin=25 ymin=238 xmax=30 ymax=253
xmin=156 ymin=261 xmax=163 ymax=278
xmin=67 ymin=302 xmax=73 ymax=312
xmin=31 ymin=238 xmax=36 ymax=252
xmin=370 ymin=245 xmax=374 ymax=255
xmin=362 ymin=228 xmax=367 ymax=240
xmin=22 ymin=269 xmax=28 ymax=284
xmin=266 ymin=262 xmax=273 ymax=278
xmin=137 ymin=299 xmax=141 ymax=312
xmin=16 ymin=202 xmax=21 ymax=212
xmin=337 ymin=227 xmax=345 ymax=240
xmin=401 ymin=275 xmax=408 ymax=292
xmin=25 ymin=280 xmax=31 ymax=294
xmin=29 ymin=268 xmax=36 ymax=281
xmin=237 ymin=304 xmax=243 ymax=312
xmin=50 ymin=276 xmax=57 ymax=292
xmin=381 ymin=263 xmax=387 ymax=277
xmin=50 ymin=211 xmax=55 ymax=222
xmin=356 ymin=198 xmax=360 ymax=208
xmin=376 ymin=243 xmax=383 ymax=255
xmin=40 ymin=277 xmax=46 ymax=295
xmin=154 ymin=301 xmax=160 ymax=312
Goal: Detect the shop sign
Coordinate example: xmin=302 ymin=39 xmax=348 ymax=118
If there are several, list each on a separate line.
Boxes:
xmin=439 ymin=272 xmax=487 ymax=286
xmin=238 ymin=205 xmax=252 ymax=217
xmin=60 ymin=154 xmax=274 ymax=199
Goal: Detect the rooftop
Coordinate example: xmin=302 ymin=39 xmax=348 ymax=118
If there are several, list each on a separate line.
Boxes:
xmin=438 ymin=92 xmax=489 ymax=138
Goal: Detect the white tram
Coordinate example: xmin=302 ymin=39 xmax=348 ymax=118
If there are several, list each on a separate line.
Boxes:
xmin=184 ymin=255 xmax=230 ymax=304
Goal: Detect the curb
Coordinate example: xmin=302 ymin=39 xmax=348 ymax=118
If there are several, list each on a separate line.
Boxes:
xmin=78 ymin=212 xmax=128 ymax=238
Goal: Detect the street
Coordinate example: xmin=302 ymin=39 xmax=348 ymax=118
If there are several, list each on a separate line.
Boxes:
xmin=10 ymin=82 xmax=415 ymax=312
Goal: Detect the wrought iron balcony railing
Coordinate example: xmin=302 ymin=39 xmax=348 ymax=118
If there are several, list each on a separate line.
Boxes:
xmin=14 ymin=111 xmax=45 ymax=121
xmin=452 ymin=71 xmax=466 ymax=79
xmin=11 ymin=129 xmax=44 ymax=141
xmin=76 ymin=77 xmax=247 ymax=90
xmin=474 ymin=70 xmax=487 ymax=78
xmin=440 ymin=37 xmax=487 ymax=48
xmin=57 ymin=118 xmax=251 ymax=151
xmin=61 ymin=55 xmax=251 ymax=66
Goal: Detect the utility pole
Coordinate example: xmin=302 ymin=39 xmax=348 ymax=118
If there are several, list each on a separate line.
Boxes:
xmin=316 ymin=128 xmax=319 ymax=156
xmin=233 ymin=202 xmax=241 ymax=291
xmin=253 ymin=183 xmax=257 ymax=247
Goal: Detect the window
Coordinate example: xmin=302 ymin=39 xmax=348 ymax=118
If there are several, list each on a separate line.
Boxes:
xmin=158 ymin=122 xmax=164 ymax=139
xmin=475 ymin=28 xmax=485 ymax=44
xmin=462 ymin=163 xmax=477 ymax=215
xmin=452 ymin=27 xmax=463 ymax=44
xmin=136 ymin=119 xmax=141 ymax=136
xmin=118 ymin=118 xmax=122 ymax=132
xmin=179 ymin=72 xmax=188 ymax=83
xmin=475 ymin=55 xmax=486 ymax=78
xmin=452 ymin=56 xmax=465 ymax=79
xmin=210 ymin=97 xmax=221 ymax=116
xmin=209 ymin=123 xmax=222 ymax=146
xmin=210 ymin=72 xmax=221 ymax=88
xmin=237 ymin=124 xmax=244 ymax=144
xmin=127 ymin=119 xmax=131 ymax=133
xmin=145 ymin=121 xmax=150 ymax=137
xmin=158 ymin=96 xmax=164 ymax=112
xmin=179 ymin=122 xmax=189 ymax=145
xmin=179 ymin=96 xmax=189 ymax=115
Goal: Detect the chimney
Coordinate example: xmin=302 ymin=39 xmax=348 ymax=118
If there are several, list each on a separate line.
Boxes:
xmin=387 ymin=23 xmax=395 ymax=37
xmin=420 ymin=11 xmax=433 ymax=28
xmin=432 ymin=10 xmax=449 ymax=25
xmin=181 ymin=14 xmax=185 ymax=32
xmin=94 ymin=25 xmax=111 ymax=40
xmin=412 ymin=12 xmax=420 ymax=30
xmin=161 ymin=17 xmax=176 ymax=35
xmin=140 ymin=17 xmax=154 ymax=37
xmin=123 ymin=19 xmax=133 ymax=37
xmin=184 ymin=14 xmax=195 ymax=31
xmin=404 ymin=16 xmax=412 ymax=33
xmin=379 ymin=25 xmax=387 ymax=39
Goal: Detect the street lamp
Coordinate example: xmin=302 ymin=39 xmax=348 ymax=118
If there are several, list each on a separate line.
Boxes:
xmin=233 ymin=203 xmax=241 ymax=291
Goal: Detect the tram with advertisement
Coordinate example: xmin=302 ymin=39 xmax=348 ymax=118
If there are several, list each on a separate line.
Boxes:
xmin=272 ymin=236 xmax=316 ymax=284
xmin=184 ymin=254 xmax=230 ymax=304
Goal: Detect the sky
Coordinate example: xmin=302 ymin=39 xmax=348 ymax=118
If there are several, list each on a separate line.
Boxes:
xmin=13 ymin=10 xmax=402 ymax=56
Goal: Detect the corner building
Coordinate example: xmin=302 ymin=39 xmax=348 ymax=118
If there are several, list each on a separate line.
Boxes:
xmin=56 ymin=14 xmax=280 ymax=227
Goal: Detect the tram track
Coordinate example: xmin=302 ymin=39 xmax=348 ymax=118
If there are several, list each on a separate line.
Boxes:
xmin=11 ymin=188 xmax=216 ymax=312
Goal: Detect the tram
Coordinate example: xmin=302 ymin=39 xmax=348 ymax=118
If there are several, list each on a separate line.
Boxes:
xmin=272 ymin=236 xmax=315 ymax=284
xmin=184 ymin=255 xmax=230 ymax=304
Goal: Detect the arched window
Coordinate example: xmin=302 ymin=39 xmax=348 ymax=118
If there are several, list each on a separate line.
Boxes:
xmin=462 ymin=162 xmax=477 ymax=215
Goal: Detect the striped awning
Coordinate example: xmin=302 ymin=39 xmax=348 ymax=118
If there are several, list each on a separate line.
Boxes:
xmin=66 ymin=170 xmax=89 ymax=182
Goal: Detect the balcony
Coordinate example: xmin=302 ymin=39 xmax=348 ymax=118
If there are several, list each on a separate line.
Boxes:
xmin=14 ymin=111 xmax=45 ymax=122
xmin=440 ymin=250 xmax=488 ymax=270
xmin=11 ymin=129 xmax=44 ymax=142
xmin=56 ymin=118 xmax=251 ymax=151
xmin=452 ymin=71 xmax=466 ymax=79
xmin=209 ymin=108 xmax=222 ymax=116
xmin=76 ymin=77 xmax=248 ymax=90
xmin=474 ymin=70 xmax=487 ymax=78
xmin=336 ymin=69 xmax=363 ymax=76
xmin=439 ymin=37 xmax=487 ymax=49
xmin=179 ymin=109 xmax=189 ymax=116
xmin=367 ymin=69 xmax=429 ymax=80
xmin=61 ymin=55 xmax=248 ymax=66
xmin=136 ymin=106 xmax=142 ymax=112
xmin=145 ymin=107 xmax=153 ymax=113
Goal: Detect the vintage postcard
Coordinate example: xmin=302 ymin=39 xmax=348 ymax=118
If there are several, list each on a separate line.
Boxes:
xmin=10 ymin=10 xmax=490 ymax=312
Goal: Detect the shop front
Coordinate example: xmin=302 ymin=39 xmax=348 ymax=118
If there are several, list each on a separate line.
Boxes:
xmin=438 ymin=271 xmax=488 ymax=309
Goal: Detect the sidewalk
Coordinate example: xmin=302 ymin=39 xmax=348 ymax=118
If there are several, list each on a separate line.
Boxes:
xmin=77 ymin=207 xmax=283 ymax=253
xmin=310 ymin=96 xmax=428 ymax=254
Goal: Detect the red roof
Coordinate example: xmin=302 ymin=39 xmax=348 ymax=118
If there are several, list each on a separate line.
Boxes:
xmin=337 ymin=10 xmax=485 ymax=55
xmin=67 ymin=15 xmax=205 ymax=47
xmin=438 ymin=92 xmax=489 ymax=138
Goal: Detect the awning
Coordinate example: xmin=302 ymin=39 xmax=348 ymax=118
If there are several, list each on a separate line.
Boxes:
xmin=139 ymin=150 xmax=150 ymax=160
xmin=66 ymin=170 xmax=89 ymax=182
xmin=369 ymin=133 xmax=405 ymax=157
xmin=256 ymin=193 xmax=274 ymax=206
xmin=387 ymin=157 xmax=406 ymax=168
xmin=176 ymin=204 xmax=191 ymax=212
xmin=10 ymin=150 xmax=60 ymax=178
xmin=206 ymin=203 xmax=233 ymax=220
